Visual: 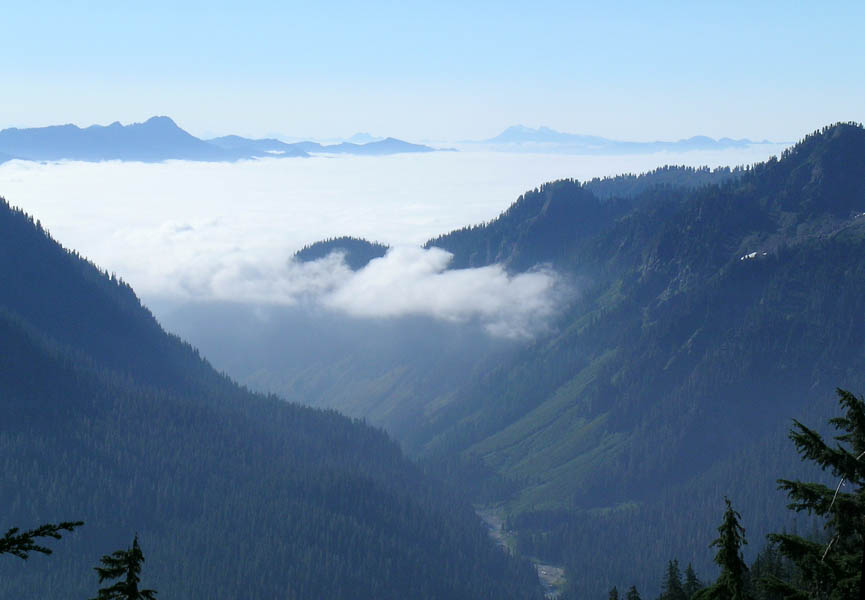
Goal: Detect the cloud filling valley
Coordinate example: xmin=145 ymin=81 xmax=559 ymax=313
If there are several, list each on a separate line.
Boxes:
xmin=0 ymin=146 xmax=788 ymax=337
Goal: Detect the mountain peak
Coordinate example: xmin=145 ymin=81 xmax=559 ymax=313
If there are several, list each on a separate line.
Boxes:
xmin=295 ymin=236 xmax=389 ymax=270
xmin=142 ymin=115 xmax=181 ymax=129
xmin=346 ymin=132 xmax=380 ymax=144
xmin=759 ymin=121 xmax=865 ymax=217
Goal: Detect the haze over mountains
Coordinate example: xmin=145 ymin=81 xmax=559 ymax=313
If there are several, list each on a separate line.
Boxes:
xmin=0 ymin=116 xmax=439 ymax=163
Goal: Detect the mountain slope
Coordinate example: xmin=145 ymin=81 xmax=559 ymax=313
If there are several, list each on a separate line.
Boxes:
xmin=416 ymin=122 xmax=865 ymax=595
xmin=142 ymin=122 xmax=865 ymax=597
xmin=0 ymin=199 xmax=542 ymax=599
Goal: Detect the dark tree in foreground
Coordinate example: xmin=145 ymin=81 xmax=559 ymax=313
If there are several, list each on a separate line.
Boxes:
xmin=0 ymin=520 xmax=83 ymax=560
xmin=749 ymin=542 xmax=795 ymax=600
xmin=91 ymin=535 xmax=157 ymax=600
xmin=695 ymin=498 xmax=749 ymax=600
xmin=765 ymin=388 xmax=865 ymax=600
xmin=626 ymin=585 xmax=642 ymax=600
xmin=609 ymin=586 xmax=620 ymax=600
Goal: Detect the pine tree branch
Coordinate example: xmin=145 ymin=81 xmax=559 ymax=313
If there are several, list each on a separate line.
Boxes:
xmin=0 ymin=520 xmax=83 ymax=560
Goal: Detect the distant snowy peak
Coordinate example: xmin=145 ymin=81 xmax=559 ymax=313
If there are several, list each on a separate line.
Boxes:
xmin=477 ymin=125 xmax=767 ymax=154
xmin=487 ymin=125 xmax=609 ymax=145
xmin=346 ymin=132 xmax=383 ymax=144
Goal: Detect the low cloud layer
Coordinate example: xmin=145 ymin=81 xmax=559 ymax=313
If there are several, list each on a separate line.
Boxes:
xmin=186 ymin=246 xmax=568 ymax=339
xmin=325 ymin=247 xmax=566 ymax=338
xmin=0 ymin=148 xmax=788 ymax=337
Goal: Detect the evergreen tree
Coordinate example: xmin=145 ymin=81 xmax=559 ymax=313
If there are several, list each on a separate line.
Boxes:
xmin=661 ymin=559 xmax=687 ymax=600
xmin=683 ymin=563 xmax=703 ymax=600
xmin=695 ymin=498 xmax=749 ymax=600
xmin=609 ymin=586 xmax=620 ymax=600
xmin=748 ymin=543 xmax=792 ymax=600
xmin=626 ymin=585 xmax=641 ymax=600
xmin=0 ymin=521 xmax=82 ymax=560
xmin=765 ymin=388 xmax=865 ymax=600
xmin=91 ymin=535 xmax=157 ymax=600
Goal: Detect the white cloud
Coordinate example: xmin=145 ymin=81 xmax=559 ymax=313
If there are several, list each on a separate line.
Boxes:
xmin=163 ymin=246 xmax=569 ymax=339
xmin=0 ymin=147 xmax=786 ymax=337
xmin=324 ymin=247 xmax=567 ymax=339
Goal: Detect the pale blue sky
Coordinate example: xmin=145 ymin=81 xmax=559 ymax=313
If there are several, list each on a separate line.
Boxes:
xmin=2 ymin=0 xmax=863 ymax=141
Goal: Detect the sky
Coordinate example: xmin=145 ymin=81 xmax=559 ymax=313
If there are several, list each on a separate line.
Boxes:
xmin=2 ymin=1 xmax=863 ymax=141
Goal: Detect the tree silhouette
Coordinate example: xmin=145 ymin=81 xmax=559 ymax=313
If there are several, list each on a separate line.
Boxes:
xmin=683 ymin=563 xmax=704 ymax=599
xmin=765 ymin=388 xmax=865 ymax=599
xmin=695 ymin=498 xmax=749 ymax=600
xmin=661 ymin=559 xmax=687 ymax=600
xmin=91 ymin=535 xmax=157 ymax=600
xmin=0 ymin=520 xmax=83 ymax=560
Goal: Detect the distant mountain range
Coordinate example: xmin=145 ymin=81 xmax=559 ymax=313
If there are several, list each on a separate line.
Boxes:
xmin=0 ymin=116 xmax=440 ymax=163
xmin=0 ymin=117 xmax=773 ymax=163
xmin=207 ymin=133 xmax=437 ymax=158
xmin=469 ymin=124 xmax=772 ymax=154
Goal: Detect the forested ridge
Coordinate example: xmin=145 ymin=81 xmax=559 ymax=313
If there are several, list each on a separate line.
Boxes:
xmin=295 ymin=236 xmax=389 ymax=270
xmin=0 ymin=199 xmax=543 ymax=598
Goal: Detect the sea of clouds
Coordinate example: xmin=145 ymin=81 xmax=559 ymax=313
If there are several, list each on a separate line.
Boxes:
xmin=0 ymin=145 xmax=788 ymax=338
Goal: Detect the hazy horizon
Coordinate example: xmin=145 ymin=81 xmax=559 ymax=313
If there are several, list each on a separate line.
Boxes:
xmin=0 ymin=112 xmax=787 ymax=147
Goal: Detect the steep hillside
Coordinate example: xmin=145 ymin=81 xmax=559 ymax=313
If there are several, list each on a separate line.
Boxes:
xmin=0 ymin=199 xmax=542 ymax=599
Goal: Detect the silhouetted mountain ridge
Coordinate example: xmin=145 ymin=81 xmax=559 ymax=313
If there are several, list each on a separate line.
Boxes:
xmin=0 ymin=116 xmax=233 ymax=162
xmin=0 ymin=117 xmax=442 ymax=163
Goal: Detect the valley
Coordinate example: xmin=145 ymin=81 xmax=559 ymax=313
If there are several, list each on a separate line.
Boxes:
xmin=159 ymin=122 xmax=865 ymax=597
xmin=477 ymin=507 xmax=566 ymax=598
xmin=3 ymin=122 xmax=864 ymax=599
